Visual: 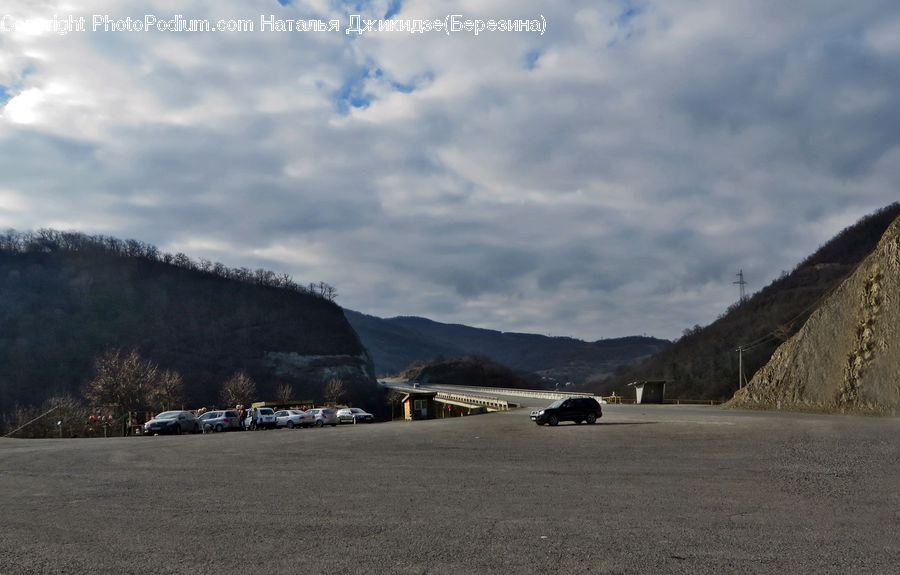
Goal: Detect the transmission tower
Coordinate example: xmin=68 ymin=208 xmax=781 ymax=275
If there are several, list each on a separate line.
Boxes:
xmin=734 ymin=269 xmax=747 ymax=302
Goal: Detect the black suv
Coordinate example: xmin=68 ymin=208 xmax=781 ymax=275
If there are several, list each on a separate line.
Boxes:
xmin=530 ymin=397 xmax=602 ymax=426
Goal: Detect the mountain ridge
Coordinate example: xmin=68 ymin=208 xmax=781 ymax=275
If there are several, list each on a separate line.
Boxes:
xmin=345 ymin=309 xmax=670 ymax=383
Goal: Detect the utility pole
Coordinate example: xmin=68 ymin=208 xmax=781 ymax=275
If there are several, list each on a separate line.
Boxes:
xmin=734 ymin=269 xmax=747 ymax=302
xmin=735 ymin=346 xmax=748 ymax=389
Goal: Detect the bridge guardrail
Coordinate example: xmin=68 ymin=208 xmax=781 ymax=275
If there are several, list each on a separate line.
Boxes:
xmin=434 ymin=392 xmax=509 ymax=411
xmin=437 ymin=385 xmax=598 ymax=402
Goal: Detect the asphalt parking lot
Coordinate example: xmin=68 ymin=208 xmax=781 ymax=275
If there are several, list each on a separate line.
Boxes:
xmin=1 ymin=402 xmax=898 ymax=574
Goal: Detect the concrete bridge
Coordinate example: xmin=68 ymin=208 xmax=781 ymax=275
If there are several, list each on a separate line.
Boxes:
xmin=378 ymin=381 xmax=603 ymax=417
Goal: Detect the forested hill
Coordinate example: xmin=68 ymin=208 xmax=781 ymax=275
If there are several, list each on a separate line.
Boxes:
xmin=600 ymin=202 xmax=900 ymax=400
xmin=345 ymin=310 xmax=670 ymax=384
xmin=0 ymin=230 xmax=377 ymax=413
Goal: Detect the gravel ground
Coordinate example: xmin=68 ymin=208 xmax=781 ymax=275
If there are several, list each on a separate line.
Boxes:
xmin=1 ymin=403 xmax=898 ymax=574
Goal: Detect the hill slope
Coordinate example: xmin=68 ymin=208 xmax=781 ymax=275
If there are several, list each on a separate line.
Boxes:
xmin=345 ymin=310 xmax=670 ymax=384
xmin=0 ymin=231 xmax=378 ymax=413
xmin=402 ymin=355 xmax=538 ymax=389
xmin=342 ymin=310 xmax=467 ymax=375
xmin=600 ymin=202 xmax=900 ymax=400
xmin=729 ymin=214 xmax=900 ymax=413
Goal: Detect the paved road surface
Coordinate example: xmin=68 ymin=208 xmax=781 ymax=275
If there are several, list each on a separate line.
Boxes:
xmin=1 ymin=404 xmax=898 ymax=574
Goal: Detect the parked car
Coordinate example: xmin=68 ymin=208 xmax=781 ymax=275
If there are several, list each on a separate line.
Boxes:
xmin=337 ymin=407 xmax=374 ymax=424
xmin=274 ymin=409 xmax=305 ymax=429
xmin=530 ymin=397 xmax=602 ymax=426
xmin=143 ymin=410 xmax=200 ymax=435
xmin=299 ymin=408 xmax=338 ymax=427
xmin=198 ymin=410 xmax=241 ymax=432
xmin=247 ymin=407 xmax=277 ymax=430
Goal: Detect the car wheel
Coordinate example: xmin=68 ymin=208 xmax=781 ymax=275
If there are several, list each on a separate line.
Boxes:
xmin=215 ymin=424 xmax=223 ymax=433
xmin=315 ymin=420 xmax=324 ymax=427
xmin=287 ymin=421 xmax=295 ymax=429
xmin=548 ymin=415 xmax=559 ymax=426
xmin=586 ymin=413 xmax=597 ymax=424
xmin=172 ymin=425 xmax=182 ymax=435
xmin=330 ymin=423 xmax=337 ymax=427
xmin=575 ymin=419 xmax=583 ymax=425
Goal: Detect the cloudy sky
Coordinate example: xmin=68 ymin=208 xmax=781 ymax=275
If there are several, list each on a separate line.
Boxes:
xmin=1 ymin=1 xmax=899 ymax=341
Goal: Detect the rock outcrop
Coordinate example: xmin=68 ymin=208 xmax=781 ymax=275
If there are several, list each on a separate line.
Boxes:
xmin=730 ymin=215 xmax=900 ymax=414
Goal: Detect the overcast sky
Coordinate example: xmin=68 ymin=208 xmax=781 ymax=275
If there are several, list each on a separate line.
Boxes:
xmin=1 ymin=1 xmax=899 ymax=341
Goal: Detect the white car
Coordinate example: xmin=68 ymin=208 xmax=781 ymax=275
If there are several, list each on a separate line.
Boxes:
xmin=247 ymin=407 xmax=277 ymax=430
xmin=299 ymin=408 xmax=338 ymax=427
xmin=274 ymin=409 xmax=305 ymax=429
xmin=337 ymin=408 xmax=374 ymax=424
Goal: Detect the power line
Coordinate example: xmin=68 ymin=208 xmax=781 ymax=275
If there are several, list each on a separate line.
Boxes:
xmin=732 ymin=277 xmax=841 ymax=390
xmin=735 ymin=285 xmax=835 ymax=352
xmin=2 ymin=405 xmax=60 ymax=438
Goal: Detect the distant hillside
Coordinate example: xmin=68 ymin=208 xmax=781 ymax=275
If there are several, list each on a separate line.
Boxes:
xmin=0 ymin=230 xmax=378 ymax=415
xmin=402 ymin=355 xmax=539 ymax=389
xmin=730 ymin=214 xmax=900 ymax=413
xmin=342 ymin=311 xmax=466 ymax=375
xmin=601 ymin=202 xmax=900 ymax=400
xmin=345 ymin=310 xmax=670 ymax=384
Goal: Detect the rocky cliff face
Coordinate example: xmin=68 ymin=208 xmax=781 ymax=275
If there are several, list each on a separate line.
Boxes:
xmin=730 ymin=216 xmax=900 ymax=414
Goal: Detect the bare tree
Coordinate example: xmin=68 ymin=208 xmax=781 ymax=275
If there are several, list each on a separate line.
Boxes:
xmin=220 ymin=371 xmax=257 ymax=408
xmin=323 ymin=378 xmax=346 ymax=405
xmin=308 ymin=281 xmax=338 ymax=301
xmin=149 ymin=369 xmax=183 ymax=411
xmin=386 ymin=390 xmax=404 ymax=421
xmin=82 ymin=348 xmax=186 ymax=419
xmin=83 ymin=348 xmax=159 ymax=414
xmin=276 ymin=382 xmax=294 ymax=405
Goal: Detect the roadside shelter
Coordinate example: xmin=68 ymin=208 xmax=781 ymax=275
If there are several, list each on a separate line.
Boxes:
xmin=628 ymin=380 xmax=667 ymax=404
xmin=402 ymin=389 xmax=438 ymax=420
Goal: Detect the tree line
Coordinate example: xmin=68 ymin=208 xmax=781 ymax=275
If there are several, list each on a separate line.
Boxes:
xmin=1 ymin=347 xmax=356 ymax=438
xmin=3 ymin=348 xmax=260 ymax=438
xmin=0 ymin=228 xmax=337 ymax=301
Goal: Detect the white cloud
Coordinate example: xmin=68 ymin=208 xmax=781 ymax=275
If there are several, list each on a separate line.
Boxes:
xmin=1 ymin=0 xmax=899 ymax=341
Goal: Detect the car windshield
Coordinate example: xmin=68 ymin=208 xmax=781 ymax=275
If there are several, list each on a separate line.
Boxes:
xmin=351 ymin=409 xmax=363 ymax=414
xmin=154 ymin=411 xmax=181 ymax=419
xmin=546 ymin=399 xmax=565 ymax=409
